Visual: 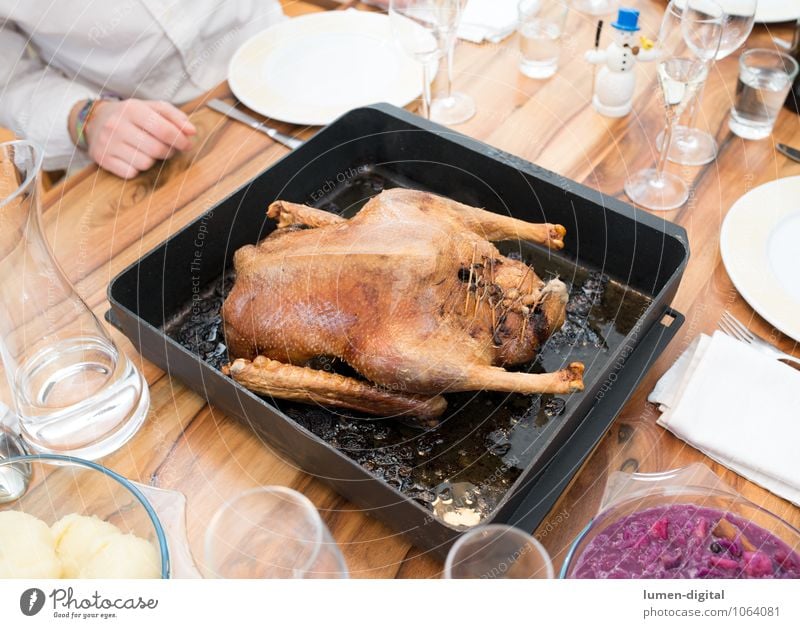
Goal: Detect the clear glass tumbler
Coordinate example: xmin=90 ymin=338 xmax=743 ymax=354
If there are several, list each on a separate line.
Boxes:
xmin=204 ymin=486 xmax=349 ymax=578
xmin=443 ymin=523 xmax=554 ymax=578
xmin=729 ymin=48 xmax=799 ymax=140
xmin=518 ymin=0 xmax=569 ymax=80
xmin=0 ymin=141 xmax=149 ymax=459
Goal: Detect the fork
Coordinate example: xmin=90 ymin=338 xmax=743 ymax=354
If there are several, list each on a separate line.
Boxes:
xmin=718 ymin=311 xmax=800 ymax=367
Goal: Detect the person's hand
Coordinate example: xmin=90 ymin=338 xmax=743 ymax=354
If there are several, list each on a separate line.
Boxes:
xmin=82 ymin=99 xmax=197 ymax=179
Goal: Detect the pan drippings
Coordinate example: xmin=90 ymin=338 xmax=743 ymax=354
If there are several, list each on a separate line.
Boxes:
xmin=165 ymin=171 xmax=652 ymax=525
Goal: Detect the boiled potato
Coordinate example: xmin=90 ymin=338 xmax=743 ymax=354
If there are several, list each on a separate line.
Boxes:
xmin=0 ymin=511 xmax=62 ymax=578
xmin=79 ymin=533 xmax=161 ymax=579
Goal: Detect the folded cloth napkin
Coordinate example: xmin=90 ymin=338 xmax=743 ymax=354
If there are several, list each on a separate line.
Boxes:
xmin=458 ymin=0 xmax=519 ymax=43
xmin=648 ymin=331 xmax=800 ymax=506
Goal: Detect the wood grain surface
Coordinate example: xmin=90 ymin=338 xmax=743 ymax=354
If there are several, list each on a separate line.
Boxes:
xmin=34 ymin=0 xmax=800 ymax=578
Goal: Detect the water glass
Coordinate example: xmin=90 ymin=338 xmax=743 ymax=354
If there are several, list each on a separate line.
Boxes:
xmin=0 ymin=141 xmax=149 ymax=459
xmin=518 ymin=0 xmax=569 ymax=79
xmin=729 ymin=48 xmax=799 ymax=140
xmin=204 ymin=486 xmax=348 ymax=578
xmin=443 ymin=524 xmax=554 ymax=578
xmin=571 ymin=0 xmax=617 ymax=17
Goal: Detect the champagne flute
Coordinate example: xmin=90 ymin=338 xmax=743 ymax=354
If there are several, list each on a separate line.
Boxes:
xmin=658 ymin=0 xmax=757 ymax=165
xmin=390 ymin=0 xmax=462 ymax=120
xmin=430 ymin=0 xmax=476 ymax=125
xmin=624 ymin=0 xmax=723 ymax=211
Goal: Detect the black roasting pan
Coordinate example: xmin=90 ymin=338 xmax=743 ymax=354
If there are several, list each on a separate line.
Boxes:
xmin=108 ymin=104 xmax=687 ymax=559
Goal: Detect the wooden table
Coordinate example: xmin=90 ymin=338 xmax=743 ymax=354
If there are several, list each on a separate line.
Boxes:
xmin=40 ymin=0 xmax=800 ymax=577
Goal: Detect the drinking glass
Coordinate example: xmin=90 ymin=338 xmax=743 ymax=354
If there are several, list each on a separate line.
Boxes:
xmin=624 ymin=0 xmax=723 ymax=211
xmin=658 ymin=0 xmax=757 ymax=165
xmin=518 ymin=0 xmax=570 ymax=79
xmin=729 ymin=48 xmax=799 ymax=139
xmin=390 ymin=0 xmax=461 ymax=120
xmin=571 ymin=0 xmax=617 ymax=16
xmin=430 ymin=0 xmax=476 ymax=125
xmin=0 ymin=141 xmax=149 ymax=459
xmin=204 ymin=486 xmax=349 ymax=578
xmin=443 ymin=524 xmax=554 ymax=578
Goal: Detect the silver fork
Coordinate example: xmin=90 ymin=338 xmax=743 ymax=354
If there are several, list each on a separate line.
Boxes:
xmin=718 ymin=311 xmax=800 ymax=367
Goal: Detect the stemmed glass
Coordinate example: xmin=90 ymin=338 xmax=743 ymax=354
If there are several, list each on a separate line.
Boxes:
xmin=430 ymin=0 xmax=475 ymax=124
xmin=624 ymin=0 xmax=723 ymax=212
xmin=658 ymin=0 xmax=757 ymax=165
xmin=204 ymin=486 xmax=348 ymax=579
xmin=390 ymin=0 xmax=465 ymax=121
xmin=443 ymin=524 xmax=554 ymax=578
xmin=571 ymin=0 xmax=618 ymax=17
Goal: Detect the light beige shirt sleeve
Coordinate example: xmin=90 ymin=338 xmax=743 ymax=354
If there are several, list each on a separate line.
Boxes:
xmin=0 ymin=21 xmax=96 ymax=171
xmin=0 ymin=1 xmax=285 ymax=172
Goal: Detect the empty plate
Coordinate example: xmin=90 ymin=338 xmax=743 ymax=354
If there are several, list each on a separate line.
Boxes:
xmin=228 ymin=10 xmax=427 ymax=126
xmin=755 ymin=0 xmax=800 ymax=23
xmin=721 ymin=176 xmax=800 ymax=342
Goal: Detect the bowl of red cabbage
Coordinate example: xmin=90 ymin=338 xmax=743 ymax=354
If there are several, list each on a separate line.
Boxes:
xmin=561 ymin=488 xmax=800 ymax=579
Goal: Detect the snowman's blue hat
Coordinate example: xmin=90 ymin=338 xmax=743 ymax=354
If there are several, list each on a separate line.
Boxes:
xmin=612 ymin=8 xmax=641 ymax=32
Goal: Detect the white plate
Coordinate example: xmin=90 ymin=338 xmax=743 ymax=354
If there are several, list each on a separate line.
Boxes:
xmin=720 ymin=176 xmax=800 ymax=342
xmin=755 ymin=0 xmax=800 ymax=23
xmin=228 ymin=11 xmax=426 ymax=126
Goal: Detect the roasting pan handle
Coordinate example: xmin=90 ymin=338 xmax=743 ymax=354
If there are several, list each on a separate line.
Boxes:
xmin=505 ymin=307 xmax=685 ymax=536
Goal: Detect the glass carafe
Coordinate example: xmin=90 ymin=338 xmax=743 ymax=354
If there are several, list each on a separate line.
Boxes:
xmin=0 ymin=141 xmax=149 ymax=459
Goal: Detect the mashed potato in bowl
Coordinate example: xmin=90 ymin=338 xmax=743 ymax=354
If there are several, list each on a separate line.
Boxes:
xmin=0 ymin=511 xmax=160 ymax=579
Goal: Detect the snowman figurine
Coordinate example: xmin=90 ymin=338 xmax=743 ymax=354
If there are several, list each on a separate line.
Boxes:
xmin=585 ymin=8 xmax=657 ymax=118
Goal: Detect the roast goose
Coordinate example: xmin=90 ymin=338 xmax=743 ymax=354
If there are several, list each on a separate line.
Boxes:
xmin=221 ymin=189 xmax=584 ymax=425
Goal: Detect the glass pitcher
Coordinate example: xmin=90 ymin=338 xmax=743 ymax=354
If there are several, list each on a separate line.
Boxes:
xmin=0 ymin=140 xmax=149 ymax=459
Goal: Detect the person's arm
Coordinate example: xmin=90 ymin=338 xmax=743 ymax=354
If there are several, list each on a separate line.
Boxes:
xmin=0 ymin=20 xmax=96 ymax=170
xmin=0 ymin=21 xmax=198 ymax=178
xmin=74 ymin=98 xmax=197 ymax=179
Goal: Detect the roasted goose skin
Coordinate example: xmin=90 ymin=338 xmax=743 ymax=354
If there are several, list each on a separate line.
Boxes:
xmin=222 ymin=188 xmax=583 ymax=422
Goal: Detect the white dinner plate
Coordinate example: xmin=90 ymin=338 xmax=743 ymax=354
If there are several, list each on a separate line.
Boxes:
xmin=755 ymin=0 xmax=800 ymax=23
xmin=720 ymin=177 xmax=800 ymax=342
xmin=228 ymin=11 xmax=426 ymax=126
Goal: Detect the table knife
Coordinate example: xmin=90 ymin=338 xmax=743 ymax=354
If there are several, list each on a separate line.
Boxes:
xmin=207 ymin=99 xmax=303 ymax=150
xmin=777 ymin=143 xmax=800 ymax=164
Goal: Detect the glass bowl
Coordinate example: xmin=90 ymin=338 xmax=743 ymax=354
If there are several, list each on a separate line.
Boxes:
xmin=561 ymin=485 xmax=800 ymax=578
xmin=0 ymin=454 xmax=169 ymax=578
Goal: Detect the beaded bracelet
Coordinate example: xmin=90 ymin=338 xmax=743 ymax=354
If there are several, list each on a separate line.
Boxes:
xmin=75 ymin=99 xmax=99 ymax=150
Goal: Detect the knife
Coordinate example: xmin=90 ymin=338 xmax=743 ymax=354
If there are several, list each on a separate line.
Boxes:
xmin=206 ymin=99 xmax=303 ymax=150
xmin=777 ymin=143 xmax=800 ymax=164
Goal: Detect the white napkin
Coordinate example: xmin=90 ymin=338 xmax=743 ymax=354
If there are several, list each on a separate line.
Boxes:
xmin=458 ymin=0 xmax=519 ymax=43
xmin=648 ymin=331 xmax=800 ymax=506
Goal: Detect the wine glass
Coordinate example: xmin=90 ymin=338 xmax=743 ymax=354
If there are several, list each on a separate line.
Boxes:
xmin=571 ymin=0 xmax=618 ymax=17
xmin=658 ymin=0 xmax=757 ymax=165
xmin=390 ymin=0 xmax=462 ymax=120
xmin=624 ymin=0 xmax=723 ymax=212
xmin=443 ymin=524 xmax=554 ymax=578
xmin=430 ymin=0 xmax=476 ymax=125
xmin=203 ymin=486 xmax=348 ymax=578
